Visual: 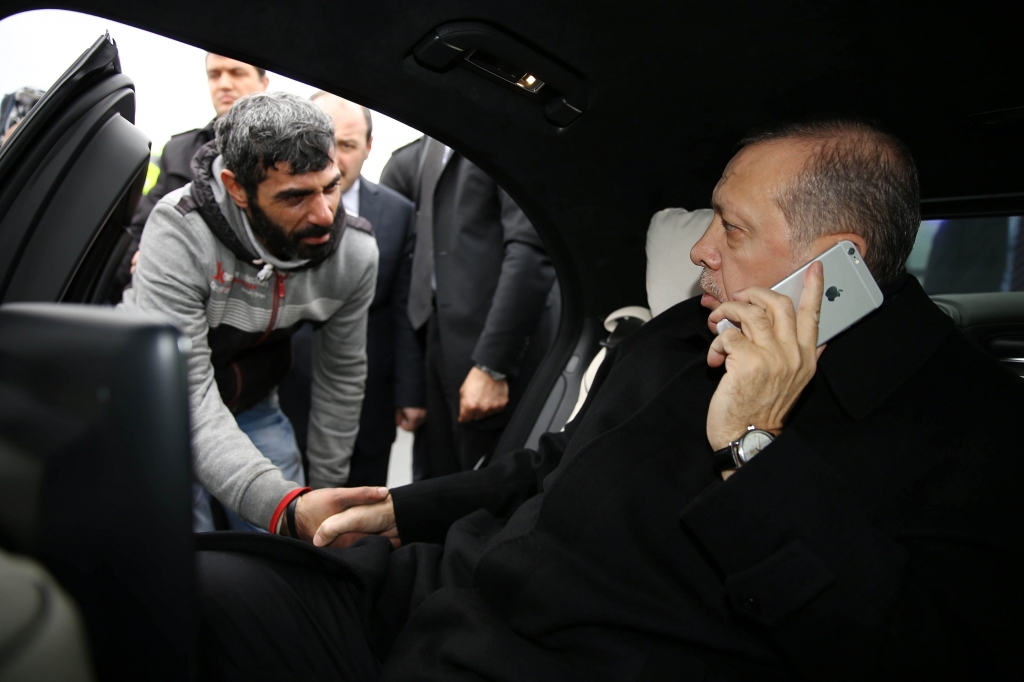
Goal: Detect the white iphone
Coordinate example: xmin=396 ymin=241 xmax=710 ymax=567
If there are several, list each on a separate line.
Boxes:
xmin=716 ymin=240 xmax=883 ymax=346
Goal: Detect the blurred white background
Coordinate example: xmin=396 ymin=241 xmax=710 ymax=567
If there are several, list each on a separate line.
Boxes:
xmin=0 ymin=9 xmax=423 ymax=182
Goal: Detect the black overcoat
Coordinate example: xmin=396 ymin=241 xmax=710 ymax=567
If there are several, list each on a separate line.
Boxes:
xmin=377 ymin=277 xmax=1023 ymax=680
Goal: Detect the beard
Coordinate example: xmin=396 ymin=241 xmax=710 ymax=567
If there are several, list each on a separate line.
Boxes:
xmin=247 ymin=196 xmax=339 ymax=261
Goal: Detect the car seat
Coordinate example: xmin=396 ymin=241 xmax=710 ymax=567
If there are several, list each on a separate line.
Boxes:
xmin=0 ymin=304 xmax=195 ymax=681
xmin=564 ymin=208 xmax=712 ymax=424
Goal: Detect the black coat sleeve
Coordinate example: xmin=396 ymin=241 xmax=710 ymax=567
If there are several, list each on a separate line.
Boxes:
xmin=391 ymin=202 xmax=425 ymax=408
xmin=680 ymin=429 xmax=1022 ymax=681
xmin=469 ymin=188 xmax=556 ymax=375
xmin=391 ymin=342 xmax=620 ymax=545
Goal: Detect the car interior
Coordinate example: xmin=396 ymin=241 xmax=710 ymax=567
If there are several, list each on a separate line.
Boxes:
xmin=1 ymin=1 xmax=1023 ymax=679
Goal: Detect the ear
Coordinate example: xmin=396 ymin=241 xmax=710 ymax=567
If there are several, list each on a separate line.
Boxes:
xmin=260 ymin=75 xmax=270 ymax=91
xmin=365 ymin=135 xmax=373 ymax=157
xmin=220 ymin=169 xmax=249 ymax=210
xmin=809 ymin=232 xmax=869 ymax=261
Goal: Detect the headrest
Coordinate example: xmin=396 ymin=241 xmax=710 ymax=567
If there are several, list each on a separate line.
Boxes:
xmin=645 ymin=208 xmax=713 ymax=316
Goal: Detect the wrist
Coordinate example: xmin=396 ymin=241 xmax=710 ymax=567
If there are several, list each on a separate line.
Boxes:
xmin=712 ymin=425 xmax=776 ymax=473
xmin=271 ymin=487 xmax=311 ymax=537
xmin=474 ymin=363 xmax=507 ymax=382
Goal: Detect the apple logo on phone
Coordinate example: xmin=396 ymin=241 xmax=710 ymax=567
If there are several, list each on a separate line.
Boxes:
xmin=825 ymin=286 xmax=843 ymax=302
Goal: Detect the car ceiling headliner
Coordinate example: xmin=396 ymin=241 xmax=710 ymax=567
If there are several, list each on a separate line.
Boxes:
xmin=5 ymin=0 xmax=1022 ymax=316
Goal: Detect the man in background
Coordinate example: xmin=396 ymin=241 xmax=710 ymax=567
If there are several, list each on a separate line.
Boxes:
xmin=380 ymin=138 xmax=558 ymax=478
xmin=0 ymin=86 xmax=45 ymax=145
xmin=278 ymin=93 xmax=424 ymax=487
xmin=113 ymin=54 xmax=268 ymax=291
xmin=132 ymin=54 xmax=269 ymax=227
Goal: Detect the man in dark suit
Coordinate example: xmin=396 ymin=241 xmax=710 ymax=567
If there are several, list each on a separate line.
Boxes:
xmin=278 ymin=94 xmax=424 ymax=487
xmin=111 ymin=54 xmax=269 ymax=295
xmin=380 ymin=138 xmax=558 ymax=477
xmin=197 ymin=119 xmax=1023 ymax=680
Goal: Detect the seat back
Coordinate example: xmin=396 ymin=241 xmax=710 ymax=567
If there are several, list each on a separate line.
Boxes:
xmin=556 ymin=209 xmax=711 ymax=429
xmin=0 ymin=304 xmax=195 ymax=681
xmin=646 ymin=208 xmax=712 ymax=316
xmin=931 ymin=292 xmax=1024 ymax=376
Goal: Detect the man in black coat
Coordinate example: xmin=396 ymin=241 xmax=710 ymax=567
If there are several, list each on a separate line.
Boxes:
xmin=278 ymin=94 xmax=425 ymax=486
xmin=111 ymin=55 xmax=268 ymax=293
xmin=380 ymin=138 xmax=558 ymax=477
xmin=196 ymin=119 xmax=1023 ymax=681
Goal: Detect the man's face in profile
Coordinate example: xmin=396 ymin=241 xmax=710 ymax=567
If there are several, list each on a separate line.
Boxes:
xmin=690 ymin=140 xmax=818 ymax=333
xmin=245 ymin=160 xmax=344 ymax=261
xmin=206 ymin=55 xmax=270 ymax=117
xmin=314 ymin=96 xmax=372 ymax=195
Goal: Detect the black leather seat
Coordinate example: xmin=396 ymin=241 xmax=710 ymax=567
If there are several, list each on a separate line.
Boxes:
xmin=0 ymin=304 xmax=195 ymax=681
xmin=931 ymin=292 xmax=1024 ymax=377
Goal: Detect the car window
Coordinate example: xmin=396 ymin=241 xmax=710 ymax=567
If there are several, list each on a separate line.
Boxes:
xmin=906 ymin=216 xmax=1023 ymax=295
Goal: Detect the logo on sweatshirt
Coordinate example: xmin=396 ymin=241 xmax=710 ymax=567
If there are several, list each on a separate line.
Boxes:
xmin=212 ymin=261 xmax=229 ymax=285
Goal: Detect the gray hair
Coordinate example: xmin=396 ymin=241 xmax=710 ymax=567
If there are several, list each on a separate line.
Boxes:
xmin=740 ymin=118 xmax=920 ymax=287
xmin=215 ymin=92 xmax=335 ymax=195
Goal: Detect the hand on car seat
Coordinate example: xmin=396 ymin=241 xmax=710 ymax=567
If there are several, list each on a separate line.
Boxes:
xmin=292 ymin=486 xmax=390 ymax=543
xmin=312 ymin=494 xmax=399 ymax=549
xmin=705 ymin=262 xmax=825 ymax=459
xmin=395 ymin=407 xmax=426 ymax=431
xmin=458 ymin=367 xmax=509 ymax=422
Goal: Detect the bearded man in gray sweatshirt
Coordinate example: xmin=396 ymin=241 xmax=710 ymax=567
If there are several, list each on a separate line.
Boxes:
xmin=122 ymin=92 xmax=389 ymax=536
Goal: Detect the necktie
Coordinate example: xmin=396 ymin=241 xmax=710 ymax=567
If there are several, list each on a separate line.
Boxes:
xmin=407 ymin=137 xmax=445 ymax=329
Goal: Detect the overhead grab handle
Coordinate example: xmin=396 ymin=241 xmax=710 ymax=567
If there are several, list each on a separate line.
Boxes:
xmin=414 ymin=21 xmax=587 ymax=127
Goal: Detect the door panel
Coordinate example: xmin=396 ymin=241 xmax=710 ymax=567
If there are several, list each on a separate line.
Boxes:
xmin=5 ymin=111 xmax=148 ymax=302
xmin=0 ymin=34 xmax=148 ymax=304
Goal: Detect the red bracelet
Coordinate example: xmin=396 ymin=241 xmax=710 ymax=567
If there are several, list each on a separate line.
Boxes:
xmin=269 ymin=487 xmax=311 ymax=534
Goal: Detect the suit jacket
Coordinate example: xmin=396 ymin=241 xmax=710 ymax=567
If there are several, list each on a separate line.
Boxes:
xmin=381 ymin=140 xmax=558 ymax=421
xmin=365 ymin=276 xmax=1023 ymax=680
xmin=277 ymin=178 xmax=423 ymax=461
xmin=357 ymin=179 xmax=423 ymax=458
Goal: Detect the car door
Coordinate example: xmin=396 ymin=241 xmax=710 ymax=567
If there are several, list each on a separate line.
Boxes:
xmin=0 ymin=32 xmax=150 ymax=305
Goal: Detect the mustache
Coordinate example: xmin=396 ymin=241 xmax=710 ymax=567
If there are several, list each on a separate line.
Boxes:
xmin=291 ymin=223 xmax=335 ymax=242
xmin=699 ymin=268 xmax=724 ymax=301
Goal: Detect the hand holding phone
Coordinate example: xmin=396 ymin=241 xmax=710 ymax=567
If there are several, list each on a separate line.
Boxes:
xmin=715 ymin=240 xmax=883 ymax=347
xmin=705 ymin=262 xmax=826 ymax=451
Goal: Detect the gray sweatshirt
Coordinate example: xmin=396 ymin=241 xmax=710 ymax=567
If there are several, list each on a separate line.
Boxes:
xmin=121 ymin=151 xmax=378 ymax=530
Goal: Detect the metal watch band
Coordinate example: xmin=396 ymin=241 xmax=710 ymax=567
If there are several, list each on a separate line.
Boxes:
xmin=475 ymin=364 xmax=507 ymax=381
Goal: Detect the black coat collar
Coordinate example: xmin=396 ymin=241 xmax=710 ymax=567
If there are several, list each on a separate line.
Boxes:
xmin=816 ymin=275 xmax=955 ymax=420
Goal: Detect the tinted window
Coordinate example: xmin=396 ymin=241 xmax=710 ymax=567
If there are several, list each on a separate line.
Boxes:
xmin=906 ymin=216 xmax=1023 ymax=294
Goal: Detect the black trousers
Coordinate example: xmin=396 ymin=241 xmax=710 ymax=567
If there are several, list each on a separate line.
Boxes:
xmin=195 ymin=533 xmax=442 ymax=680
xmin=423 ymin=313 xmax=503 ymax=479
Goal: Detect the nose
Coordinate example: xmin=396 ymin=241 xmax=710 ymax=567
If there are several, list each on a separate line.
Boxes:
xmin=309 ymin=193 xmax=336 ymax=226
xmin=690 ymin=219 xmax=720 ymax=270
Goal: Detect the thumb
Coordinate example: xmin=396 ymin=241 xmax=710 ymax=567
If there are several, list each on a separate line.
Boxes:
xmin=332 ymin=486 xmax=389 ymax=508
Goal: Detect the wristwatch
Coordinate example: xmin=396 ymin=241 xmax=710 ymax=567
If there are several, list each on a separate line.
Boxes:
xmin=474 ymin=364 xmax=507 ymax=382
xmin=712 ymin=425 xmax=775 ymax=473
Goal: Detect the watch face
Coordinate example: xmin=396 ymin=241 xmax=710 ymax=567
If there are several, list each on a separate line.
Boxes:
xmin=738 ymin=430 xmax=774 ymax=463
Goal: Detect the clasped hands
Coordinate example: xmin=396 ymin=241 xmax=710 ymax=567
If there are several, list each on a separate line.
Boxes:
xmin=287 ymin=486 xmax=400 ymax=548
xmin=705 ymin=262 xmax=825 ymax=465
